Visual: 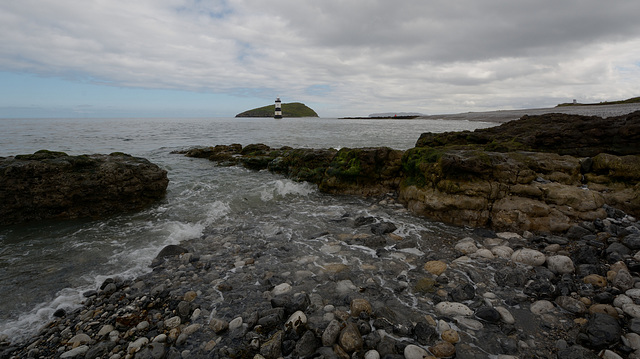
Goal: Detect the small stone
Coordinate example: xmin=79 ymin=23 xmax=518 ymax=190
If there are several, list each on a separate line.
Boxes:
xmin=364 ymin=349 xmax=381 ymax=359
xmin=183 ymin=290 xmax=197 ymax=302
xmin=495 ymin=306 xmax=515 ymax=324
xmin=491 ymin=246 xmax=514 ymax=259
xmin=588 ymin=304 xmax=619 ymax=318
xmin=435 ymin=302 xmax=473 ymax=317
xmin=624 ymin=333 xmax=640 ymax=351
xmin=555 ymin=296 xmax=587 ymax=314
xmin=164 ymin=316 xmax=181 ymax=329
xmin=424 ymin=260 xmax=447 ymax=276
xmin=546 ymin=255 xmax=575 ymax=274
xmin=350 ymin=298 xmax=373 ymax=317
xmin=97 ymin=325 xmax=115 ymax=337
xmin=127 ymin=337 xmax=149 ymax=354
xmin=228 ymin=317 xmax=243 ymax=331
xmin=285 ymin=311 xmax=307 ymax=333
xmin=441 ymin=329 xmax=459 ymax=344
xmin=512 ymin=248 xmax=546 ymax=266
xmin=295 ymin=330 xmax=319 ymax=357
xmin=67 ymin=333 xmax=91 ymax=347
xmin=271 ymin=283 xmax=292 ymax=296
xmin=623 ymin=303 xmax=640 ymax=318
xmin=530 ymin=300 xmax=556 ymax=315
xmin=473 ymin=248 xmax=495 ymax=259
xmin=586 ymin=313 xmax=622 ymax=349
xmin=613 ymin=269 xmax=634 ymax=291
xmin=404 ymin=344 xmax=430 ymax=359
xmin=182 ymin=323 xmax=202 ymax=336
xmin=260 ymin=330 xmax=283 ymax=359
xmin=60 ymin=345 xmax=89 ymax=358
xmin=475 ymin=306 xmax=501 ymax=322
xmin=583 ymin=274 xmax=607 ymax=288
xmin=339 ymin=322 xmax=363 ymax=353
xmin=322 ymin=319 xmax=342 ymax=346
xmin=455 ymin=240 xmax=478 ymax=255
xmin=208 ymin=317 xmax=229 ymax=333
xmin=429 ymin=341 xmax=456 ymax=357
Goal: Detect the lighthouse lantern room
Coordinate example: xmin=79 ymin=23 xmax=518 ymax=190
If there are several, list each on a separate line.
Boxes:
xmin=274 ymin=97 xmax=282 ymax=119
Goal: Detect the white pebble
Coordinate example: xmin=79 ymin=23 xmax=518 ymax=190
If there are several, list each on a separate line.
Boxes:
xmin=530 ymin=300 xmax=555 ymax=315
xmin=495 ymin=306 xmax=515 ymax=324
xmin=271 ymin=283 xmax=292 ymax=296
xmin=435 ymin=302 xmax=473 ymax=316
xmin=546 ymin=255 xmax=575 ymax=274
xmin=404 ymin=344 xmax=430 ymax=359
xmin=512 ymin=248 xmax=546 ymax=266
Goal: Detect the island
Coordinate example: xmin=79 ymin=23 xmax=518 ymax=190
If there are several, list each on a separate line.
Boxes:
xmin=235 ymin=102 xmax=319 ymax=118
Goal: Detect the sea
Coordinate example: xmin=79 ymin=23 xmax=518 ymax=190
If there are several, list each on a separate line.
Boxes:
xmin=0 ymin=107 xmax=637 ymax=343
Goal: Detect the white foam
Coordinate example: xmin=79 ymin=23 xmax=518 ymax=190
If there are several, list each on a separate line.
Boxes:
xmin=260 ymin=179 xmax=316 ymax=202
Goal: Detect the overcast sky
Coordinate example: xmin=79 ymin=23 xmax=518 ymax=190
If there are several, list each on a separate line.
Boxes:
xmin=1 ymin=0 xmax=640 ymax=118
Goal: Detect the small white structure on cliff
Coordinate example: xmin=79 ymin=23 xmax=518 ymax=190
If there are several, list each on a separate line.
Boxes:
xmin=274 ymin=97 xmax=282 ymax=119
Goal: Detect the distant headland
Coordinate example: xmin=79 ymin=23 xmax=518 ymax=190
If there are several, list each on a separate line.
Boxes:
xmin=557 ymin=96 xmax=640 ymax=107
xmin=235 ymin=102 xmax=319 ymax=118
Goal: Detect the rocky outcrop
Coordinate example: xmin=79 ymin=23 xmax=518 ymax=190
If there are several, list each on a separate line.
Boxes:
xmin=183 ymin=111 xmax=640 ymax=234
xmin=0 ymin=150 xmax=169 ymax=225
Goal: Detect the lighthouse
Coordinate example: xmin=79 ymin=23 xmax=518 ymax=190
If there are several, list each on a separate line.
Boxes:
xmin=274 ymin=97 xmax=282 ymax=119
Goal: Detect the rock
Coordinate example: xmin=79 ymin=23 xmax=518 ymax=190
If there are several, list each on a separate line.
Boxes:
xmin=371 ymin=221 xmax=397 ymax=235
xmin=441 ymin=329 xmax=460 ymax=344
xmin=555 ymin=296 xmax=587 ymax=314
xmin=0 ymin=151 xmax=168 ymax=225
xmin=322 ymin=319 xmax=342 ymax=346
xmin=350 ymin=298 xmax=373 ymax=317
xmin=613 ymin=269 xmax=634 ymax=291
xmin=260 ymin=330 xmax=283 ymax=359
xmin=623 ymin=234 xmax=640 ymax=250
xmin=583 ymin=274 xmax=607 ymax=288
xmin=295 ymin=330 xmax=319 ymax=357
xmin=208 ymin=317 xmax=229 ymax=333
xmin=364 ymin=349 xmax=381 ymax=359
xmin=623 ymin=304 xmax=640 ymax=318
xmin=339 ymin=323 xmax=363 ymax=353
xmin=495 ymin=306 xmax=515 ymax=324
xmin=429 ymin=341 xmax=456 ymax=358
xmin=404 ymin=344 xmax=430 ymax=359
xmin=530 ymin=300 xmax=556 ymax=315
xmin=285 ymin=311 xmax=307 ymax=333
xmin=475 ymin=306 xmax=502 ymax=322
xmin=436 ymin=302 xmax=473 ymax=317
xmin=584 ymin=313 xmax=622 ymax=349
xmin=547 ymin=255 xmax=575 ymax=274
xmin=424 ymin=260 xmax=447 ymax=276
xmin=272 ymin=283 xmax=292 ymax=296
xmin=60 ymin=345 xmax=89 ymax=358
xmin=512 ymin=249 xmax=546 ymax=266
xmin=67 ymin=333 xmax=91 ymax=346
xmin=414 ymin=321 xmax=437 ymax=345
xmin=455 ymin=240 xmax=478 ymax=255
xmin=127 ymin=337 xmax=149 ymax=354
xmin=556 ymin=345 xmax=599 ymax=359
xmin=164 ymin=316 xmax=181 ymax=329
xmin=588 ymin=304 xmax=619 ymax=318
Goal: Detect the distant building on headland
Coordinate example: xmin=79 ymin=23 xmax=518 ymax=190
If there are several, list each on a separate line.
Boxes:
xmin=274 ymin=97 xmax=282 ymax=119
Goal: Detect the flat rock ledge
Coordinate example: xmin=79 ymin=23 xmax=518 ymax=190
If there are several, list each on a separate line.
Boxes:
xmin=0 ymin=150 xmax=169 ymax=225
xmin=179 ymin=111 xmax=640 ymax=234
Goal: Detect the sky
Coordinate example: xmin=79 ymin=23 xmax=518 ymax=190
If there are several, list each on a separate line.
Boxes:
xmin=1 ymin=0 xmax=640 ymax=118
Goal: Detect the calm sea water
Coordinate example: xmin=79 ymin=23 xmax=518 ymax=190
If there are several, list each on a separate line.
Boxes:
xmin=0 ymin=117 xmax=498 ymax=342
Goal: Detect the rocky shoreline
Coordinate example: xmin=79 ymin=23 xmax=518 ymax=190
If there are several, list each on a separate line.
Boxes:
xmin=2 ymin=196 xmax=640 ymax=359
xmin=2 ymin=111 xmax=640 ymax=358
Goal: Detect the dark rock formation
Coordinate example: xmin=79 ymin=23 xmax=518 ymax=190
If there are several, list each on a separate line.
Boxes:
xmin=183 ymin=112 xmax=640 ymax=233
xmin=0 ymin=150 xmax=169 ymax=225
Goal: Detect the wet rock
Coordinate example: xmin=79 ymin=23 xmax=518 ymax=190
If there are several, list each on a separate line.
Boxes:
xmin=371 ymin=221 xmax=397 ymax=235
xmin=339 ymin=323 xmax=363 ymax=353
xmin=584 ymin=313 xmax=622 ymax=349
xmin=429 ymin=341 xmax=456 ymax=358
xmin=555 ymin=296 xmax=588 ymax=314
xmin=475 ymin=306 xmax=502 ymax=323
xmin=424 ymin=260 xmax=447 ymax=276
xmin=557 ymin=345 xmax=599 ymax=359
xmin=208 ymin=318 xmax=229 ymax=333
xmin=350 ymin=298 xmax=373 ymax=317
xmin=413 ymin=321 xmax=437 ymax=345
xmin=322 ymin=320 xmax=342 ymax=346
xmin=435 ymin=302 xmax=473 ymax=317
xmin=494 ymin=267 xmax=528 ymax=287
xmin=404 ymin=344 xmax=430 ymax=359
xmin=512 ymin=248 xmax=546 ymax=266
xmin=295 ymin=330 xmax=319 ymax=357
xmin=60 ymin=345 xmax=89 ymax=358
xmin=547 ymin=255 xmax=575 ymax=274
xmin=450 ymin=283 xmax=475 ymax=302
xmin=260 ymin=330 xmax=283 ymax=359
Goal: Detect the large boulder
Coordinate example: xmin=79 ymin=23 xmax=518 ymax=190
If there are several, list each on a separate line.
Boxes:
xmin=0 ymin=150 xmax=169 ymax=225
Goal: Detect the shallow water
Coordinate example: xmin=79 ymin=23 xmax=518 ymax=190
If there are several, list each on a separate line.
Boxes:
xmin=0 ymin=117 xmax=495 ymax=342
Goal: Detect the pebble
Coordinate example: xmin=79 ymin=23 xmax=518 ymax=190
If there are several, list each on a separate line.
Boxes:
xmin=404 ymin=344 xmax=430 ymax=359
xmin=546 ymin=255 xmax=575 ymax=274
xmin=424 ymin=260 xmax=448 ymax=276
xmin=435 ymin=302 xmax=473 ymax=317
xmin=511 ymin=248 xmax=546 ymax=266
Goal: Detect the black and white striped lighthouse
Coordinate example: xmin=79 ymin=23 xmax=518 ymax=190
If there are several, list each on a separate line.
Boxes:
xmin=274 ymin=97 xmax=282 ymax=119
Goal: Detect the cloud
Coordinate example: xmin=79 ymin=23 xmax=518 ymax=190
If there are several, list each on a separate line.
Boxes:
xmin=1 ymin=0 xmax=640 ymax=115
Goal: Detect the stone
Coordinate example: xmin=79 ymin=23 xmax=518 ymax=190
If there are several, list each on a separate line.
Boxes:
xmin=364 ymin=350 xmax=381 ymax=359
xmin=583 ymin=274 xmax=607 ymax=288
xmin=260 ymin=330 xmax=283 ymax=359
xmin=404 ymin=344 xmax=430 ymax=359
xmin=624 ymin=304 xmax=640 ymax=318
xmin=0 ymin=152 xmax=168 ymax=225
xmin=339 ymin=322 xmax=363 ymax=353
xmin=450 ymin=283 xmax=475 ymax=302
xmin=208 ymin=317 xmax=229 ymax=333
xmin=441 ymin=329 xmax=460 ymax=344
xmin=350 ymin=298 xmax=373 ymax=317
xmin=623 ymin=234 xmax=640 ymax=250
xmin=60 ymin=345 xmax=89 ymax=358
xmin=67 ymin=333 xmax=91 ymax=346
xmin=547 ymin=255 xmax=575 ymax=274
xmin=164 ymin=316 xmax=181 ymax=329
xmin=511 ymin=248 xmax=546 ymax=266
xmin=530 ymin=300 xmax=556 ymax=315
xmin=183 ymin=290 xmax=197 ymax=302
xmin=429 ymin=341 xmax=456 ymax=358
xmin=475 ymin=306 xmax=501 ymax=322
xmin=624 ymin=333 xmax=640 ymax=351
xmin=455 ymin=240 xmax=478 ymax=255
xmin=414 ymin=321 xmax=437 ymax=345
xmin=127 ymin=337 xmax=149 ymax=354
xmin=285 ymin=311 xmax=307 ymax=333
xmin=491 ymin=245 xmax=514 ymax=259
xmin=588 ymin=304 xmax=619 ymax=318
xmin=613 ymin=269 xmax=634 ymax=291
xmin=322 ymin=319 xmax=342 ymax=346
xmin=295 ymin=330 xmax=319 ymax=357
xmin=585 ymin=313 xmax=622 ymax=349
xmin=228 ymin=317 xmax=243 ymax=331
xmin=271 ymin=283 xmax=292 ymax=296
xmin=495 ymin=306 xmax=515 ymax=324
xmin=555 ymin=296 xmax=587 ymax=314
xmin=424 ymin=260 xmax=447 ymax=276
xmin=435 ymin=302 xmax=473 ymax=317
xmin=97 ymin=325 xmax=115 ymax=337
